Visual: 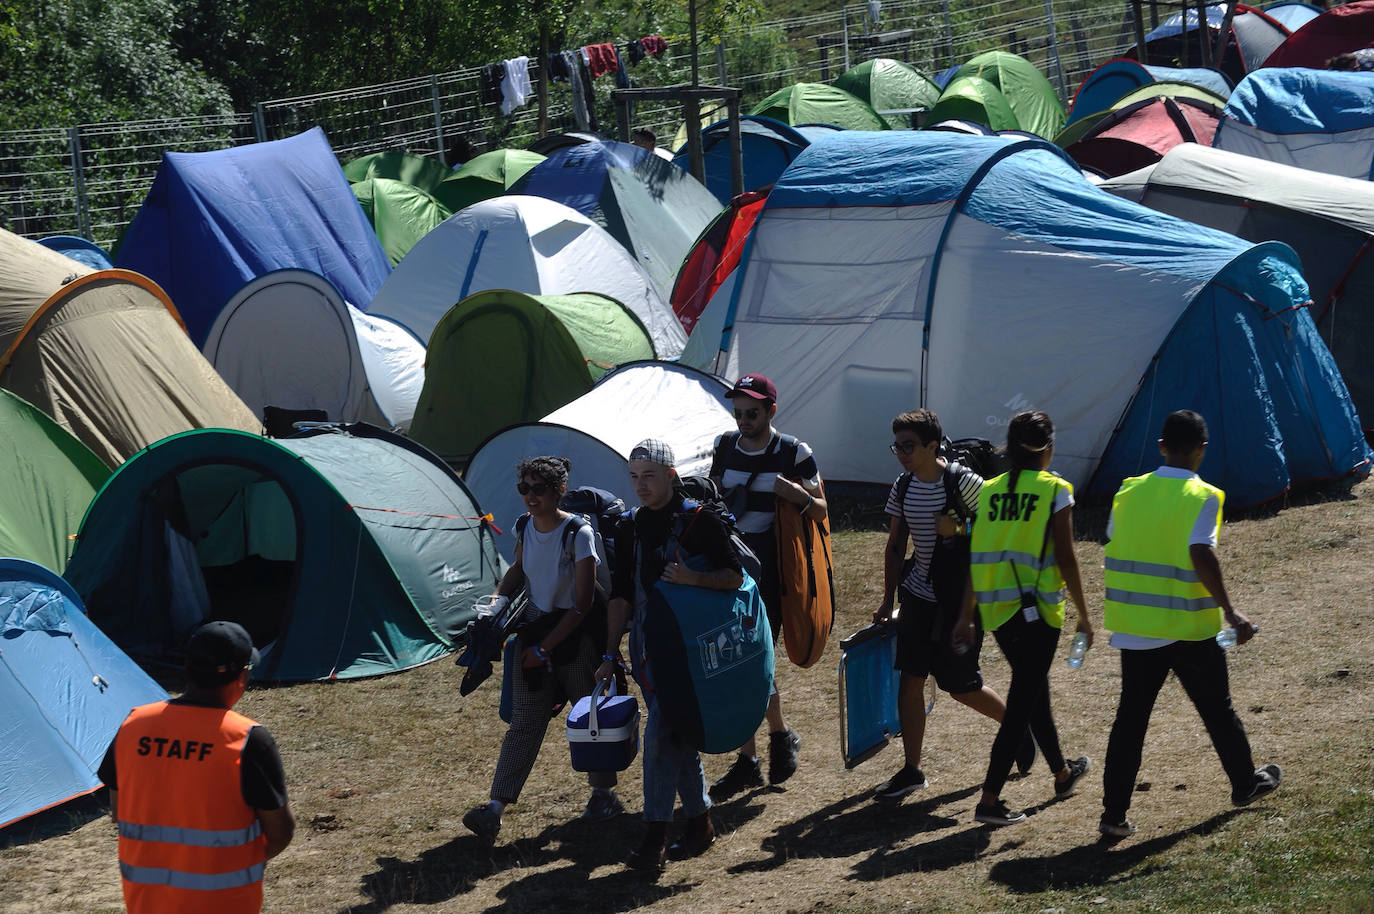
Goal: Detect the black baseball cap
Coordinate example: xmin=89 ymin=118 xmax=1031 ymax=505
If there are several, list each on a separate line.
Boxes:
xmin=185 ymin=621 xmax=260 ymax=681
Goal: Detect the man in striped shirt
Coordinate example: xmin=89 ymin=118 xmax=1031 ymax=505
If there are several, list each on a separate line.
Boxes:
xmin=707 ymin=373 xmax=826 ymax=799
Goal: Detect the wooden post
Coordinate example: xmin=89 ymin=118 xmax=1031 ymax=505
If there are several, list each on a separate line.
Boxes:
xmin=1133 ymin=1 xmax=1147 ymax=63
xmin=685 ymin=95 xmax=705 ymax=184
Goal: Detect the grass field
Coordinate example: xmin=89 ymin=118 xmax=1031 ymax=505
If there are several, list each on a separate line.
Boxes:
xmin=2 ymin=480 xmax=1372 ymax=913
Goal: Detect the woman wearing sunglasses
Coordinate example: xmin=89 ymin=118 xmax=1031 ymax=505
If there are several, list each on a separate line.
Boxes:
xmin=462 ymin=456 xmax=622 ymax=842
xmin=953 ymin=410 xmax=1094 ymax=827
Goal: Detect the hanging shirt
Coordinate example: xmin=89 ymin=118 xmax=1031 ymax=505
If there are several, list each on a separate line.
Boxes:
xmin=585 ymin=43 xmax=619 ymax=78
xmin=480 ymin=62 xmax=505 ymax=106
xmin=500 ymin=56 xmax=531 ymax=116
xmin=640 ymin=35 xmax=668 ymax=57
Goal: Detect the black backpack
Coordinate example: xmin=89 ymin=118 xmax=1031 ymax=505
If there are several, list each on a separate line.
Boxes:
xmin=669 ymin=475 xmax=764 ymax=584
xmin=894 ymin=460 xmax=977 ymax=610
xmin=940 ymin=436 xmax=1007 ymax=480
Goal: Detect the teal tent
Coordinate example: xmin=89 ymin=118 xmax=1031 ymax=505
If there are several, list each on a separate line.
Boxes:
xmin=64 ymin=425 xmax=503 ymax=681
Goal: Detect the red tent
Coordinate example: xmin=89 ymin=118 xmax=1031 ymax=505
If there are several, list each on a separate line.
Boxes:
xmin=1064 ymin=96 xmax=1221 ymax=178
xmin=1263 ymin=1 xmax=1374 ymax=69
xmin=670 ymin=189 xmax=768 ymax=334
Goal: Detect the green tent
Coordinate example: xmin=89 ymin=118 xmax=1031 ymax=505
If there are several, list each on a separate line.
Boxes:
xmin=0 ymin=389 xmax=109 ymax=572
xmin=434 ymin=149 xmax=545 ymax=214
xmin=64 ymin=425 xmax=503 ymax=681
xmin=928 ymin=75 xmax=1022 ymax=132
xmin=950 ymin=50 xmax=1065 ymax=139
xmin=750 ymin=83 xmax=888 ymax=131
xmin=836 ymin=59 xmax=942 ymax=129
xmin=409 ymin=290 xmax=657 ymax=467
xmin=351 ymin=177 xmax=451 ymax=266
xmin=343 ymin=150 xmax=450 ymax=193
xmin=1052 ymin=81 xmax=1230 ymax=149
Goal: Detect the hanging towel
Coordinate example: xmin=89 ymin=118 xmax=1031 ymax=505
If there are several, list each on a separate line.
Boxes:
xmin=480 ymin=62 xmax=506 ymax=106
xmin=500 ymin=56 xmax=531 ymax=115
xmin=640 ymin=35 xmax=667 ymax=57
xmin=585 ymin=42 xmax=618 ymax=78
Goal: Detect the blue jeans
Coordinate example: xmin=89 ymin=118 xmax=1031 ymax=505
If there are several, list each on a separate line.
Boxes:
xmin=641 ymin=695 xmax=711 ymax=822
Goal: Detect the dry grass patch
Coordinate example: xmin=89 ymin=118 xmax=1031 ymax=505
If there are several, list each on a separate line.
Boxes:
xmin=3 ymin=482 xmax=1372 ymax=913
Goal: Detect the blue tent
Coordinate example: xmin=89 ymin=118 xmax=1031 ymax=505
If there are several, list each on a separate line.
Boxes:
xmin=1260 ymin=0 xmax=1322 ymax=31
xmin=1214 ymin=68 xmax=1374 ymax=179
xmin=0 ymin=558 xmax=166 ymax=829
xmin=704 ymin=131 xmax=1371 ymax=505
xmin=1068 ymin=59 xmax=1232 ymax=125
xmin=35 ymin=235 xmax=114 ymax=270
xmin=115 ymin=128 xmax=392 ymax=345
xmin=672 ymin=116 xmax=811 ymax=204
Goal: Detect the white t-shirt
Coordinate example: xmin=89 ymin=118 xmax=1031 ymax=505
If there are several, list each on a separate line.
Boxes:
xmin=1107 ymin=466 xmax=1221 ymax=651
xmin=521 ymin=515 xmax=598 ymax=616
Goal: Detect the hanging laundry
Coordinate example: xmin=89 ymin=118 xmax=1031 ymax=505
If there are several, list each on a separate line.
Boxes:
xmin=626 ymin=39 xmax=646 ymax=66
xmin=500 ymin=56 xmax=531 ymax=115
xmin=585 ymin=42 xmax=619 ymax=78
xmin=547 ymin=52 xmax=571 ymax=82
xmin=480 ymin=62 xmax=506 ymax=107
xmin=640 ymin=35 xmax=668 ymax=57
xmin=614 ymin=47 xmax=631 ymax=90
xmin=563 ymin=49 xmax=598 ymax=132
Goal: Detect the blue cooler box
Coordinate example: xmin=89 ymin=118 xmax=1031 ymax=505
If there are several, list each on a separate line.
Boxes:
xmin=566 ymin=680 xmax=640 ymax=772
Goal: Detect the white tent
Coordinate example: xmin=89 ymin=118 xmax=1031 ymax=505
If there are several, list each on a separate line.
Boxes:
xmin=366 ymin=196 xmax=685 ymax=357
xmin=464 ymin=361 xmax=734 ymax=562
xmin=203 ymin=269 xmax=425 ymax=430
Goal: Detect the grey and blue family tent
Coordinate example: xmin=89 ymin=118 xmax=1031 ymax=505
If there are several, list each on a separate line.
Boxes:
xmin=0 ymin=228 xmax=261 ymax=467
xmin=699 ymin=131 xmax=1370 ymax=507
xmin=203 ymin=269 xmax=425 ymax=431
xmin=367 ymin=196 xmax=683 ymax=356
xmin=0 ymin=558 xmax=166 ymax=829
xmin=465 ymin=361 xmax=735 ymax=563
xmin=671 ymin=116 xmax=810 ymax=204
xmin=1213 ymin=68 xmax=1374 ymax=179
xmin=64 ymin=425 xmax=503 ymax=681
xmin=1067 ymin=59 xmax=1232 ymax=126
xmin=35 ymin=235 xmax=114 ymax=270
xmin=0 ymin=390 xmax=108 ymax=573
xmin=1129 ymin=3 xmax=1289 ymax=84
xmin=115 ymin=128 xmax=392 ymax=346
xmin=1102 ymin=142 xmax=1374 ymax=438
xmin=511 ymin=139 xmax=722 ymax=304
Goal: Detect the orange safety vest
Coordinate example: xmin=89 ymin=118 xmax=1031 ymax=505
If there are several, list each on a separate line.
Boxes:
xmin=115 ymin=701 xmax=267 ymax=914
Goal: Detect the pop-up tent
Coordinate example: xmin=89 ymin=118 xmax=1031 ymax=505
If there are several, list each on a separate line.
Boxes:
xmin=750 ymin=83 xmax=888 ymax=131
xmin=434 ymin=148 xmax=546 ymax=213
xmin=409 ymin=290 xmax=656 ymax=467
xmin=835 ymin=58 xmax=942 ymax=129
xmin=946 ymin=51 xmax=1065 ymax=139
xmin=510 ymin=140 xmax=722 ymax=304
xmin=1130 ymin=3 xmax=1289 ymax=83
xmin=671 ymin=116 xmax=809 ymax=204
xmin=1062 ymin=95 xmax=1222 ymax=177
xmin=1101 ymin=142 xmax=1374 ymax=437
xmin=465 ymin=361 xmax=736 ymax=562
xmin=1067 ymin=59 xmax=1232 ymax=126
xmin=367 ymin=196 xmax=684 ymax=355
xmin=64 ymin=425 xmax=503 ymax=681
xmin=928 ymin=76 xmax=1022 ymax=133
xmin=351 ymin=177 xmax=450 ymax=266
xmin=1262 ymin=0 xmax=1374 ymax=68
xmin=116 ymin=128 xmax=392 ymax=345
xmin=203 ymin=269 xmax=425 ymax=431
xmin=1261 ymin=0 xmax=1322 ymax=32
xmin=0 ymin=390 xmax=108 ymax=572
xmin=1213 ymin=68 xmax=1374 ymax=179
xmin=700 ymin=131 xmax=1370 ymax=506
xmin=0 ymin=558 xmax=167 ymax=829
xmin=0 ymin=228 xmax=261 ymax=467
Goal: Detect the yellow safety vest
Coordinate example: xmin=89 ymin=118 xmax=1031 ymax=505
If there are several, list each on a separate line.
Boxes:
xmin=1103 ymin=472 xmax=1224 ymax=641
xmin=969 ymin=470 xmax=1069 ymax=632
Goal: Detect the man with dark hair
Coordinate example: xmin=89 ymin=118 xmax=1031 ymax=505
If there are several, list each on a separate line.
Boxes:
xmin=631 ymin=127 xmax=657 ymax=152
xmin=1099 ymin=409 xmax=1281 ymax=838
xmin=873 ymin=408 xmax=1028 ymax=800
xmin=101 ymin=621 xmax=294 ymax=913
xmin=707 ymin=373 xmax=824 ymax=799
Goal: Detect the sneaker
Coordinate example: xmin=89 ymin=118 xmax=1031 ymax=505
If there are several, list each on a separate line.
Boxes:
xmin=462 ymin=803 xmax=502 ymax=841
xmin=769 ymin=728 xmax=802 ymax=785
xmin=974 ymin=799 xmax=1027 ymax=826
xmin=1055 ymin=756 xmax=1092 ymax=799
xmin=875 ymin=764 xmax=928 ymax=800
xmin=1098 ymin=817 xmax=1137 ymax=838
xmin=709 ymin=754 xmax=764 ymax=801
xmin=581 ymin=789 xmax=625 ymax=821
xmin=1233 ymin=763 xmax=1283 ymax=806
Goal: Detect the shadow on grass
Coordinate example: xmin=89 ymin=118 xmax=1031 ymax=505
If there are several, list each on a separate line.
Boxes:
xmin=0 ymin=790 xmax=109 ymax=848
xmin=986 ymin=808 xmax=1242 ymax=893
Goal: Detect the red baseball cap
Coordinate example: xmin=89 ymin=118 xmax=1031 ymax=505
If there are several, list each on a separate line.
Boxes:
xmin=726 ymin=373 xmax=777 ymax=402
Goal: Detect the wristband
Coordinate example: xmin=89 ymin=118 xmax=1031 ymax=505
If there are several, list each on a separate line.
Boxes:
xmin=533 ymin=643 xmax=549 ymax=661
xmin=601 ymin=653 xmax=620 ymax=663
xmin=803 ymin=494 xmax=814 ymax=514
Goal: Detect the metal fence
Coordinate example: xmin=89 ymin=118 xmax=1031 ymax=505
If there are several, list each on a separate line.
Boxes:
xmin=0 ymin=0 xmax=1138 ymax=252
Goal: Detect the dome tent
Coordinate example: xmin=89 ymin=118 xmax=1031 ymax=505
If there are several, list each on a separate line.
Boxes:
xmin=1262 ymin=0 xmax=1374 ymax=68
xmin=203 ymin=269 xmax=425 ymax=431
xmin=351 ymin=177 xmax=451 ymax=266
xmin=750 ymin=82 xmax=888 ymax=131
xmin=343 ymin=150 xmax=451 ymax=191
xmin=927 ymin=76 xmax=1021 ymax=133
xmin=434 ymin=148 xmax=546 ymax=213
xmin=1067 ymin=58 xmax=1232 ymax=127
xmin=835 ymin=58 xmax=942 ymax=129
xmin=947 ymin=51 xmax=1066 ymax=139
xmin=64 ymin=425 xmax=503 ymax=681
xmin=408 ymin=290 xmax=656 ymax=467
xmin=1062 ymin=95 xmax=1222 ymax=177
xmin=670 ymin=116 xmax=810 ymax=204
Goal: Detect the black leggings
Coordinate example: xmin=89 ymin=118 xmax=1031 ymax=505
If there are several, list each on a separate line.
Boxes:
xmin=984 ymin=611 xmax=1067 ymax=797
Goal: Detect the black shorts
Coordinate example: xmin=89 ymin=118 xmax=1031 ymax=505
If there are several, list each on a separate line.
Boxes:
xmin=741 ymin=528 xmax=782 ymax=644
xmin=894 ymin=591 xmax=984 ymax=694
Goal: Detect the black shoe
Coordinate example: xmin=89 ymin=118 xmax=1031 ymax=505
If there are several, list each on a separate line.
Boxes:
xmin=709 ymin=754 xmax=763 ymax=801
xmin=974 ymin=799 xmax=1027 ymax=826
xmin=769 ymin=729 xmax=801 ymax=785
xmin=875 ymin=764 xmax=928 ymax=800
xmin=626 ymin=823 xmax=668 ymax=873
xmin=1014 ymin=733 xmax=1037 ymax=777
xmin=667 ymin=812 xmax=716 ymax=859
xmin=462 ymin=803 xmax=502 ymax=841
xmin=1055 ymin=756 xmax=1091 ymax=799
xmin=1233 ymin=763 xmax=1283 ymax=806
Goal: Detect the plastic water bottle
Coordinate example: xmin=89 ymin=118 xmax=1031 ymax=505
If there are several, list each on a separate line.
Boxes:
xmin=1216 ymin=627 xmax=1239 ymax=650
xmin=1066 ymin=631 xmax=1089 ymax=669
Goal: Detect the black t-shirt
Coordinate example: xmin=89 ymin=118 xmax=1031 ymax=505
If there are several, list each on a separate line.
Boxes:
xmin=611 ymin=494 xmax=743 ymax=601
xmin=98 ymin=698 xmax=289 ymax=811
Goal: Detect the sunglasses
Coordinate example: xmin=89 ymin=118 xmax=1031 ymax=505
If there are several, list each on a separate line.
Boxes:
xmin=516 ymin=481 xmax=555 ymax=496
xmin=889 ymin=440 xmax=923 ymax=455
xmin=733 ymin=408 xmax=763 ymax=420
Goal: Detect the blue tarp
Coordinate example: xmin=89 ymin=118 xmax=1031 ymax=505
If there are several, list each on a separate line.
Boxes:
xmin=0 ymin=558 xmax=166 ymax=829
xmin=672 ymin=116 xmax=810 ymax=204
xmin=115 ymin=128 xmax=392 ymax=345
xmin=1221 ymin=68 xmax=1374 ymax=133
xmin=1145 ymin=3 xmax=1227 ymax=40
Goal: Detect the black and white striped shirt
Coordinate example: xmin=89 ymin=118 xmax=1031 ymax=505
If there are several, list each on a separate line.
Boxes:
xmin=885 ymin=462 xmax=983 ymax=601
xmin=710 ymin=429 xmax=821 ymax=534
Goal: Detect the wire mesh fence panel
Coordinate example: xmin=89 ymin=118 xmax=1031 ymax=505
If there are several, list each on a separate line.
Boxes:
xmin=0 ymin=128 xmax=80 ymax=243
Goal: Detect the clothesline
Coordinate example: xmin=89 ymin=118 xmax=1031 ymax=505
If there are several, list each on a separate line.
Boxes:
xmin=476 ymin=35 xmax=671 ymax=124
